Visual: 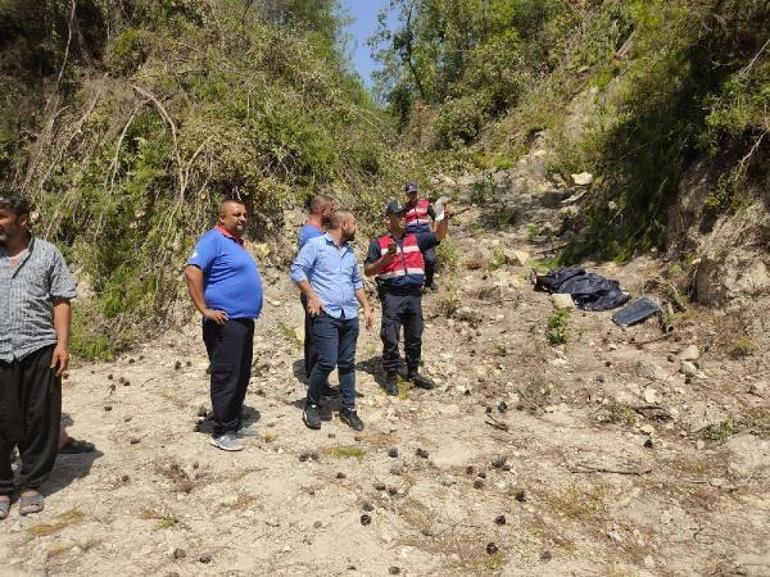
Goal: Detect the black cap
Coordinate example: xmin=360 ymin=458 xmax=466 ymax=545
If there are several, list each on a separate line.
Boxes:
xmin=404 ymin=181 xmax=418 ymax=193
xmin=385 ymin=200 xmax=406 ymax=216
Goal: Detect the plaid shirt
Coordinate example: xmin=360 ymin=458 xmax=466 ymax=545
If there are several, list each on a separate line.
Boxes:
xmin=0 ymin=236 xmax=77 ymax=362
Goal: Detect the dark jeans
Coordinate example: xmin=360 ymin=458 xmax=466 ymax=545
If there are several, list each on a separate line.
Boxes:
xmin=380 ymin=292 xmax=423 ymax=374
xmin=203 ymin=318 xmax=254 ymax=436
xmin=300 ymin=294 xmax=318 ymax=378
xmin=0 ymin=345 xmax=61 ymax=495
xmin=415 ymin=232 xmax=436 ymax=286
xmin=308 ymin=312 xmax=359 ymax=410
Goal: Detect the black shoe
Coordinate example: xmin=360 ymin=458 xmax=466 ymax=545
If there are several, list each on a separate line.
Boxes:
xmin=409 ymin=371 xmax=435 ymax=390
xmin=424 ymin=281 xmax=438 ymax=292
xmin=384 ymin=372 xmax=398 ymax=396
xmin=303 ymin=403 xmax=322 ymax=429
xmin=340 ymin=409 xmax=364 ymax=432
xmin=320 ymin=383 xmax=340 ymax=398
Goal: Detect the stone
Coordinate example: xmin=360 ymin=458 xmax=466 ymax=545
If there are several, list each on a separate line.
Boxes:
xmin=748 ymin=381 xmax=766 ymax=397
xmin=643 ymin=555 xmax=655 ymax=569
xmin=680 ymin=362 xmax=697 ymax=377
xmin=678 ymin=345 xmax=700 ymax=361
xmin=735 ymin=552 xmax=770 ymax=577
xmin=504 ymin=249 xmax=530 ymax=267
xmin=540 ymin=189 xmax=572 ymax=209
xmin=294 ymin=326 xmax=304 ymax=343
xmin=686 ymin=401 xmax=726 ymax=433
xmin=571 ymin=172 xmax=594 ymax=186
xmin=635 ymin=361 xmax=668 ymax=381
xmin=551 ymin=293 xmax=575 ymax=309
xmin=643 ymin=388 xmax=659 ymax=404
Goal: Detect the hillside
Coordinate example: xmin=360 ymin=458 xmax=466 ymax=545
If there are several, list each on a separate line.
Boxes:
xmin=1 ymin=143 xmax=769 ymax=576
xmin=1 ymin=1 xmax=769 ymax=576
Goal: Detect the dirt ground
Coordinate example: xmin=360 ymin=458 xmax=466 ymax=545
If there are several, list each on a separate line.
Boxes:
xmin=2 ymin=157 xmax=769 ymax=577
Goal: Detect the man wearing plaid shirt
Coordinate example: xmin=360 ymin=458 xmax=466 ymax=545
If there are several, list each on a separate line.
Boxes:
xmin=0 ymin=191 xmax=77 ymax=518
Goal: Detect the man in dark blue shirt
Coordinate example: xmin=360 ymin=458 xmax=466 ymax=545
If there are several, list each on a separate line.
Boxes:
xmin=296 ymin=195 xmax=335 ymax=388
xmin=185 ymin=198 xmax=264 ymax=452
xmin=364 ymin=200 xmax=451 ymax=395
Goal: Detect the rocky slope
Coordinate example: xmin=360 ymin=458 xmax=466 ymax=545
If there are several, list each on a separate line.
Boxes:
xmin=1 ymin=142 xmax=769 ymax=577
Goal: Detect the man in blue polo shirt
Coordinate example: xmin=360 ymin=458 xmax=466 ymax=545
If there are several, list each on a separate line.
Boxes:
xmin=296 ymin=194 xmax=335 ymax=386
xmin=290 ymin=209 xmax=373 ymax=432
xmin=185 ymin=198 xmax=263 ymax=452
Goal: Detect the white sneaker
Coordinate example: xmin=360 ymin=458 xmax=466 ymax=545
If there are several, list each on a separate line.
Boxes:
xmin=237 ymin=423 xmax=260 ymax=438
xmin=210 ymin=433 xmax=243 ymax=451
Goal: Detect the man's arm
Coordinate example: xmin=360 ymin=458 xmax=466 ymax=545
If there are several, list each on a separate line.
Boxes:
xmin=295 ymin=279 xmax=324 ymax=316
xmin=434 ymin=203 xmax=451 ymax=241
xmin=364 ymin=239 xmax=397 ymax=277
xmin=51 ymin=298 xmax=71 ymax=376
xmin=291 ymin=242 xmax=324 ymax=316
xmin=184 ymin=265 xmax=227 ymax=325
xmin=355 ymin=288 xmax=373 ymax=330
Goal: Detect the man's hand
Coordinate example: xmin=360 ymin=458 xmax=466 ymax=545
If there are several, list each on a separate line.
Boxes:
xmin=50 ymin=343 xmax=69 ymax=377
xmin=203 ymin=308 xmax=228 ymax=325
xmin=382 ymin=243 xmax=398 ymax=264
xmin=307 ymin=294 xmax=325 ymax=317
xmin=362 ymin=308 xmax=374 ymax=330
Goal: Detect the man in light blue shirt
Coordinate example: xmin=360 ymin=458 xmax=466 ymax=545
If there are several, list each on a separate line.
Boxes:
xmin=290 ymin=209 xmax=373 ymax=431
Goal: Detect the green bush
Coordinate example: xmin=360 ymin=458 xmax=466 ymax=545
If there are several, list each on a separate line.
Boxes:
xmin=546 ymin=308 xmax=570 ymax=346
xmin=433 ymin=95 xmax=486 ymax=147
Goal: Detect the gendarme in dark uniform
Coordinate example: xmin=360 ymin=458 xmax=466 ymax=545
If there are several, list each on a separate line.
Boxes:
xmin=364 ymin=200 xmax=451 ymax=395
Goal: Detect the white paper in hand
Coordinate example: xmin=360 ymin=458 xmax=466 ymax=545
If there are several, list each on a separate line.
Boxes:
xmin=434 ymin=196 xmax=451 ymax=222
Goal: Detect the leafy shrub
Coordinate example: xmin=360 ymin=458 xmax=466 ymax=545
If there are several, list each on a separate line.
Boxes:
xmin=546 ymin=308 xmax=569 ymax=346
xmin=433 ymin=95 xmax=486 ymax=148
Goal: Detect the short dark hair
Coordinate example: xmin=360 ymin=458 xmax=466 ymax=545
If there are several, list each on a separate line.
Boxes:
xmin=328 ymin=208 xmax=354 ymax=229
xmin=0 ymin=189 xmax=32 ymax=216
xmin=218 ymin=197 xmax=245 ymax=216
xmin=309 ymin=194 xmax=334 ymax=215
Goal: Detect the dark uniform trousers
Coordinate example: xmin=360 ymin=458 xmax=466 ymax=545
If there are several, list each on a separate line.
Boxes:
xmin=300 ymin=293 xmax=318 ymax=378
xmin=380 ymin=290 xmax=424 ymax=374
xmin=0 ymin=345 xmax=61 ymax=496
xmin=203 ymin=318 xmax=254 ymax=436
xmin=413 ymin=231 xmax=436 ymax=287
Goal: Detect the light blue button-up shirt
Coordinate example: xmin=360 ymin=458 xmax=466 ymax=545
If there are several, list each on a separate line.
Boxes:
xmin=290 ymin=233 xmax=363 ymax=320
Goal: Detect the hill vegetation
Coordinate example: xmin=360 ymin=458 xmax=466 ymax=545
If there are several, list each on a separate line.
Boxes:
xmin=0 ymin=0 xmax=413 ymax=358
xmin=1 ymin=0 xmax=768 ymax=358
xmin=373 ymin=0 xmax=770 ymax=261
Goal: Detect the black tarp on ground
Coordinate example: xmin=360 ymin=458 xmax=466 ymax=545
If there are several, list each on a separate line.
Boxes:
xmin=534 ymin=267 xmax=630 ymax=311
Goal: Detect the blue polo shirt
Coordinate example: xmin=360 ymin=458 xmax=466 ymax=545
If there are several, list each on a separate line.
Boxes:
xmin=187 ymin=228 xmax=263 ymax=319
xmin=290 ymin=233 xmax=363 ymax=319
xmin=298 ymin=222 xmax=325 ymax=250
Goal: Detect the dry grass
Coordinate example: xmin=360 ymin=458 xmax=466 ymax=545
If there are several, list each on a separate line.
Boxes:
xmin=28 ymin=508 xmax=86 ymax=537
xmin=139 ymin=508 xmax=178 ymax=529
xmin=155 ymin=459 xmax=203 ymax=493
xmin=544 ymin=482 xmax=610 ymax=525
xmin=219 ymin=494 xmax=258 ymax=512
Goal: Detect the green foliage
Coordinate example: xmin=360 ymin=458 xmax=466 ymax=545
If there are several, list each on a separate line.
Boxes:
xmin=545 ymin=308 xmax=569 ymax=346
xmin=728 ymin=337 xmax=756 ymax=359
xmin=372 ymin=0 xmax=569 ymax=146
xmin=562 ymin=0 xmax=770 ymax=263
xmin=600 ymin=399 xmax=637 ymax=428
xmin=328 ymin=446 xmax=366 ymax=459
xmin=433 ymin=95 xmax=486 ymax=147
xmin=699 ymin=410 xmax=770 ymax=441
xmin=435 ymin=238 xmax=460 ymax=274
xmin=2 ymin=0 xmax=413 ymax=358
